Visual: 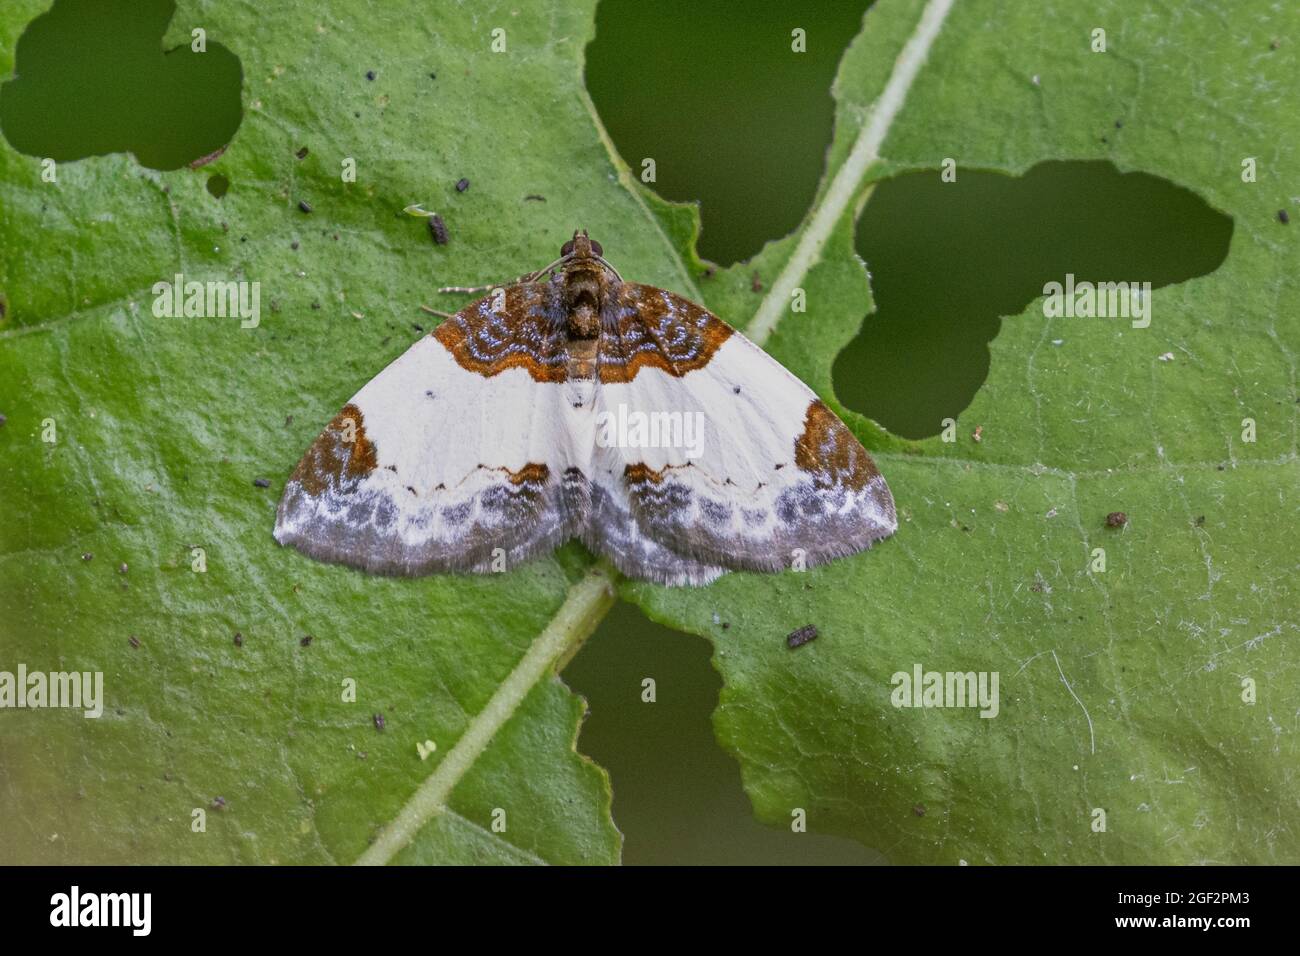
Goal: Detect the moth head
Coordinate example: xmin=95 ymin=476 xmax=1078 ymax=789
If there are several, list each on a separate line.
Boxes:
xmin=562 ymin=229 xmax=603 ymax=260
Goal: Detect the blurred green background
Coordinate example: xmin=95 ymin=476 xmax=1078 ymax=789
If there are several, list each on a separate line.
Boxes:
xmin=0 ymin=0 xmax=1233 ymax=864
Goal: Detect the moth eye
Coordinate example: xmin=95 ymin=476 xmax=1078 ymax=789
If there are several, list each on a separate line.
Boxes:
xmin=561 ymin=240 xmax=575 ymax=257
xmin=590 ymin=240 xmax=603 ymax=257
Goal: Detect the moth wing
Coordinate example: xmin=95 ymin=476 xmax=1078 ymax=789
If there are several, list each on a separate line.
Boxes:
xmin=274 ymin=284 xmax=590 ymax=574
xmin=590 ymin=282 xmax=896 ymax=580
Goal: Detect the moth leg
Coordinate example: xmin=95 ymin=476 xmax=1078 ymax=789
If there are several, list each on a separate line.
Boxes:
xmin=436 ymin=273 xmax=533 ymax=295
xmin=418 ymin=304 xmax=457 ymax=319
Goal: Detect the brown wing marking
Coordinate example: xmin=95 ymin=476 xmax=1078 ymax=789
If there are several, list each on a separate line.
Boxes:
xmin=597 ymin=282 xmax=733 ymax=383
xmin=434 ymin=282 xmax=569 ymax=382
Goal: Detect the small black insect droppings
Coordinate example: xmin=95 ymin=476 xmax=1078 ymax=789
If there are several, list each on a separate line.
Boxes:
xmin=81 ymin=552 xmax=93 ymax=562
xmin=1195 ymin=514 xmax=1206 ymax=527
xmin=211 ymin=796 xmax=227 ymax=810
xmin=253 ymin=477 xmax=271 ymax=488
xmin=524 ymin=194 xmax=547 ymax=202
xmin=733 ymin=385 xmax=741 ymax=394
xmin=290 ymin=240 xmax=300 ymax=250
xmin=429 ymin=213 xmax=449 ymax=245
xmin=787 ymin=624 xmax=819 ymax=649
xmin=455 ymin=178 xmax=470 ymax=192
xmin=1217 ymin=463 xmax=1226 ymax=471
xmin=913 ymin=804 xmax=926 ymax=817
xmin=129 ymin=635 xmax=141 ymax=649
xmin=721 ymin=622 xmax=731 ymax=631
xmin=412 ymin=324 xmax=424 ymax=333
xmin=373 ymin=713 xmax=386 ymax=731
xmin=1279 ymin=209 xmax=1290 ymax=225
xmin=295 ymin=146 xmax=309 ymax=159
xmin=300 ymin=634 xmax=314 ymax=647
xmin=311 ymin=301 xmax=321 ymax=310
xmin=233 ymin=632 xmax=244 ymax=647
xmin=1105 ymin=511 xmax=1128 ymax=528
xmin=285 ymin=415 xmax=294 ymax=426
xmin=1114 ymin=119 xmax=1124 ymax=129
xmin=298 ymin=200 xmax=313 ymax=214
xmin=429 ymin=72 xmax=437 ymax=80
xmin=366 ymin=70 xmax=376 ymax=81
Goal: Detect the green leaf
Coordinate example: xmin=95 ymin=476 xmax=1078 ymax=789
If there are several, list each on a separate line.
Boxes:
xmin=627 ymin=0 xmax=1300 ymax=863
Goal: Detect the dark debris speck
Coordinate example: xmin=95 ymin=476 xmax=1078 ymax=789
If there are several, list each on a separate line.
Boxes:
xmin=786 ymin=624 xmax=819 ymax=649
xmin=1105 ymin=511 xmax=1128 ymax=528
xmin=298 ymin=200 xmax=313 ymax=214
xmin=428 ymin=213 xmax=449 ymax=245
xmin=253 ymin=477 xmax=271 ymax=488
xmin=300 ymin=634 xmax=314 ymax=647
xmin=455 ymin=178 xmax=470 ymax=192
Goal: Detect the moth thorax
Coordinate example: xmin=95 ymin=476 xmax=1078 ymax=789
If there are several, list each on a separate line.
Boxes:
xmin=568 ymin=302 xmax=600 ymax=338
xmin=563 ymin=268 xmax=605 ymax=338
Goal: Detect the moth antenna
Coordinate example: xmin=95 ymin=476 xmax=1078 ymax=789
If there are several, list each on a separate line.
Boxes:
xmin=523 ymin=254 xmax=571 ymax=281
xmin=592 ymin=255 xmax=623 ymax=281
xmin=418 ymin=304 xmax=457 ymax=319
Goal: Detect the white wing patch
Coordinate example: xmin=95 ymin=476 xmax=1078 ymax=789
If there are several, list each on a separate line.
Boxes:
xmin=274 ymin=330 xmax=588 ymax=574
xmin=592 ymin=332 xmax=896 ymax=582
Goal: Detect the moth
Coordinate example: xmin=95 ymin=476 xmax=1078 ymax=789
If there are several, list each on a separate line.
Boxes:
xmin=274 ymin=231 xmax=896 ymax=585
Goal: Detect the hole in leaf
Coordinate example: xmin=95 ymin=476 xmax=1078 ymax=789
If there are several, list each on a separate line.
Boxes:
xmin=205 ymin=172 xmax=229 ymax=199
xmin=834 ymin=161 xmax=1233 ymax=439
xmin=0 ymin=0 xmax=243 ymax=171
xmin=586 ymin=0 xmax=873 ymax=266
xmin=563 ymin=601 xmax=883 ymax=864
